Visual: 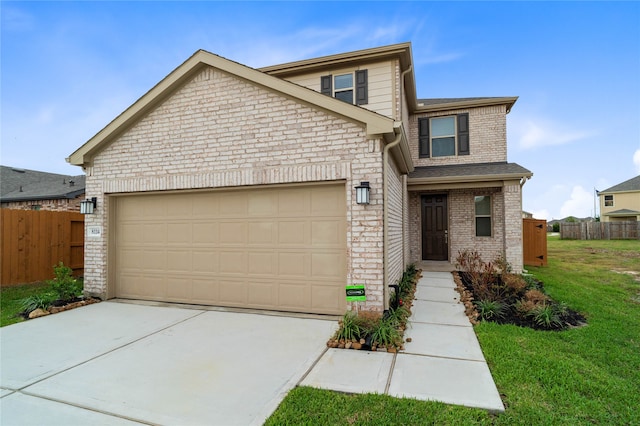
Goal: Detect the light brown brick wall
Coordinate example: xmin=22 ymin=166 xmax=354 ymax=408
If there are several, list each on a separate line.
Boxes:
xmin=408 ymin=185 xmax=524 ymax=271
xmin=408 ymin=105 xmax=508 ymax=167
xmin=84 ymin=66 xmax=388 ymax=311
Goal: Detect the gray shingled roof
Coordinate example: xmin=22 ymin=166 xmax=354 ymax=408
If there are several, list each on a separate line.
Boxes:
xmin=600 ymin=175 xmax=640 ymax=193
xmin=0 ymin=166 xmax=86 ymax=202
xmin=417 ymin=97 xmax=505 ymax=106
xmin=409 ymin=162 xmax=532 ymax=180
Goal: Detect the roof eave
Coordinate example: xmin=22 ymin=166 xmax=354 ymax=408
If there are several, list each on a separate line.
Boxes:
xmin=408 ymin=171 xmax=532 ymax=186
xmin=415 ymin=97 xmax=519 ymax=114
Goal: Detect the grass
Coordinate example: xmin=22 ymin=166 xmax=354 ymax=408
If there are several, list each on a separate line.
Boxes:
xmin=0 ymin=281 xmax=49 ymax=327
xmin=267 ymin=236 xmax=640 ymax=425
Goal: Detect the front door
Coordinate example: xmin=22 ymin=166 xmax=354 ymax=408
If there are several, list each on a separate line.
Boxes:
xmin=421 ymin=194 xmax=448 ymax=261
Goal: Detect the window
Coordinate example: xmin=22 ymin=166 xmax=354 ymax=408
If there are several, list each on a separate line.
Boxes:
xmin=321 ymin=70 xmax=368 ymax=105
xmin=31 ymin=205 xmax=41 ymax=211
xmin=604 ymin=195 xmax=613 ymax=207
xmin=419 ymin=113 xmax=470 ymax=158
xmin=475 ymin=196 xmax=491 ymax=237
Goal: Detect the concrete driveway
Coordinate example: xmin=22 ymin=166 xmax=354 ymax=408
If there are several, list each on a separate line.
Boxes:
xmin=0 ymin=301 xmax=336 ymax=425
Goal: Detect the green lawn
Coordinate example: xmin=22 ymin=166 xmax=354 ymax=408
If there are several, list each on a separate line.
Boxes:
xmin=0 ymin=281 xmax=49 ymax=327
xmin=267 ymin=236 xmax=640 ymax=425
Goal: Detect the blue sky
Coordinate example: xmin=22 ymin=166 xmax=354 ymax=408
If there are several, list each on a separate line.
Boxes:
xmin=2 ymin=1 xmax=639 ymax=220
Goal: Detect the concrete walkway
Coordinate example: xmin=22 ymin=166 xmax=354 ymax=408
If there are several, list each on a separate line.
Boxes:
xmin=302 ymin=270 xmax=505 ymax=412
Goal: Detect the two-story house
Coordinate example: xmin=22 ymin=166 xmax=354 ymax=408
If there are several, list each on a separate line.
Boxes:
xmin=68 ymin=42 xmax=531 ymax=315
xmin=598 ymin=175 xmax=640 ymax=222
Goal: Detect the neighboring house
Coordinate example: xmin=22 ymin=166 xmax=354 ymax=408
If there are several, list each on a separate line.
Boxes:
xmin=0 ymin=166 xmax=86 ymax=211
xmin=68 ymin=42 xmax=532 ymax=315
xmin=598 ymin=175 xmax=640 ymax=222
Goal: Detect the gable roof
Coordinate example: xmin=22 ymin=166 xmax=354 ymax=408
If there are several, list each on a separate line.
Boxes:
xmin=603 ymin=208 xmax=640 ymax=216
xmin=600 ymin=175 xmax=640 ymax=193
xmin=68 ymin=49 xmax=410 ymax=170
xmin=0 ymin=166 xmax=85 ymax=202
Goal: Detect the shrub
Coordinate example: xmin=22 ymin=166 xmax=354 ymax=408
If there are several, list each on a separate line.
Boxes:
xmin=475 ymin=299 xmax=507 ymax=321
xmin=552 ymin=222 xmax=560 ymax=232
xmin=503 ymin=273 xmax=528 ymax=294
xmin=524 ymin=289 xmax=548 ymax=304
xmin=48 ymin=262 xmax=82 ymax=301
xmin=20 ymin=292 xmax=57 ymax=314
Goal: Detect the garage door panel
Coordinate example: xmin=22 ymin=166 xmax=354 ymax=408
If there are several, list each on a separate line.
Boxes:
xmin=167 ymin=223 xmax=192 ymax=244
xmin=115 ymin=183 xmax=346 ymax=315
xmin=142 ymin=250 xmax=166 ymax=271
xmin=142 ymin=224 xmax=166 ymax=244
xmin=219 ymin=251 xmax=247 ymax=274
xmin=219 ymin=222 xmax=247 ymax=244
xmin=278 ymin=283 xmax=310 ymax=309
xmin=219 ymin=279 xmax=248 ymax=304
xmin=248 ymin=222 xmax=275 ymax=245
xmin=167 ymin=278 xmax=192 ymax=300
xmin=193 ymin=223 xmax=219 ymax=243
xmin=220 ymin=193 xmax=247 ymax=216
xmin=192 ymin=279 xmax=219 ymax=302
xmin=248 ymin=252 xmax=275 ymax=275
xmin=278 ymin=221 xmax=308 ymax=245
xmin=311 ymin=285 xmax=343 ymax=312
xmin=166 ymin=250 xmax=192 ymax=273
xmin=278 ymin=252 xmax=308 ymax=277
xmin=311 ymin=220 xmax=344 ymax=246
xmin=247 ymin=281 xmax=277 ymax=306
xmin=192 ymin=252 xmax=218 ymax=273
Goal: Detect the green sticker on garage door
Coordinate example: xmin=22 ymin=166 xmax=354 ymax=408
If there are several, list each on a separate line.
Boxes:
xmin=346 ymin=285 xmax=366 ymax=301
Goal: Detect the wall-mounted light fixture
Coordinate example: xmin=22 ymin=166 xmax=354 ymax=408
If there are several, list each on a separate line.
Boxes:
xmin=80 ymin=197 xmax=97 ymax=214
xmin=354 ymin=182 xmax=370 ymax=205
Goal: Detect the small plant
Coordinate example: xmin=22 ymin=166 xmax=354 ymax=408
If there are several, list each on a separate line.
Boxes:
xmin=333 ymin=311 xmax=362 ymax=342
xmin=529 ymin=303 xmax=563 ymax=329
xmin=48 ymin=262 xmax=82 ymax=301
xmin=475 ymin=299 xmax=507 ymax=321
xmin=370 ymin=317 xmax=403 ymax=349
xmin=20 ymin=292 xmax=57 ymax=314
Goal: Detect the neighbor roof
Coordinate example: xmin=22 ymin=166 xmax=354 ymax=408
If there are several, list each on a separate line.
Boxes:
xmin=603 ymin=208 xmax=640 ymax=216
xmin=67 ymin=48 xmax=411 ymax=170
xmin=408 ymin=162 xmax=532 ymax=184
xmin=0 ymin=166 xmax=85 ymax=202
xmin=600 ymin=175 xmax=640 ymax=193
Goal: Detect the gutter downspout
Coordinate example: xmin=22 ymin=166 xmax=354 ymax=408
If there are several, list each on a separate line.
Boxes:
xmin=382 ymin=128 xmax=402 ymax=312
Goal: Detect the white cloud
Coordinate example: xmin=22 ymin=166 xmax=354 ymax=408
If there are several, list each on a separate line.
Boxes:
xmin=513 ymin=118 xmax=592 ymax=150
xmin=530 ymin=209 xmax=550 ymax=220
xmin=633 ymin=149 xmax=640 ymax=173
xmin=560 ymin=185 xmax=595 ymax=219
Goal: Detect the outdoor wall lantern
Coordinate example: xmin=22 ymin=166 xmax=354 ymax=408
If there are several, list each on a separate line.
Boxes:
xmin=355 ymin=182 xmax=370 ymax=205
xmin=80 ymin=197 xmax=97 ymax=214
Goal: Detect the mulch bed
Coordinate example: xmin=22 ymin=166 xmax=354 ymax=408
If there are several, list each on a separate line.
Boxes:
xmin=454 ymin=271 xmax=587 ymax=331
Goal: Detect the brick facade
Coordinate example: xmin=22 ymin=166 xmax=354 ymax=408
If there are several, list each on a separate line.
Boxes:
xmin=84 ymin=66 xmax=387 ymax=311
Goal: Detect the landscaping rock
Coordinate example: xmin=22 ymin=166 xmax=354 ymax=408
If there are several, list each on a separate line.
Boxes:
xmin=29 ymin=308 xmax=50 ymax=319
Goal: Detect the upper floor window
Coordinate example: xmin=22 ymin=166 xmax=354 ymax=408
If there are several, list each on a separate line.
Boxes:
xmin=321 ymin=70 xmax=368 ymax=105
xmin=604 ymin=195 xmax=614 ymax=207
xmin=419 ymin=113 xmax=470 ymax=158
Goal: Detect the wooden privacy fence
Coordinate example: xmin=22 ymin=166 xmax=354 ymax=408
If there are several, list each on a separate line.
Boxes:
xmin=561 ymin=221 xmax=640 ymax=240
xmin=523 ymin=218 xmax=548 ymax=267
xmin=1 ymin=210 xmax=84 ymax=286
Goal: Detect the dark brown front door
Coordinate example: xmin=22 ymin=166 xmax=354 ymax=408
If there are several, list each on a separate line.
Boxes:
xmin=421 ymin=194 xmax=448 ymax=260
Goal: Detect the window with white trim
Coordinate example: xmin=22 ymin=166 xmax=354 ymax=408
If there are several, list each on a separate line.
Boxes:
xmin=475 ymin=195 xmax=492 ymax=237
